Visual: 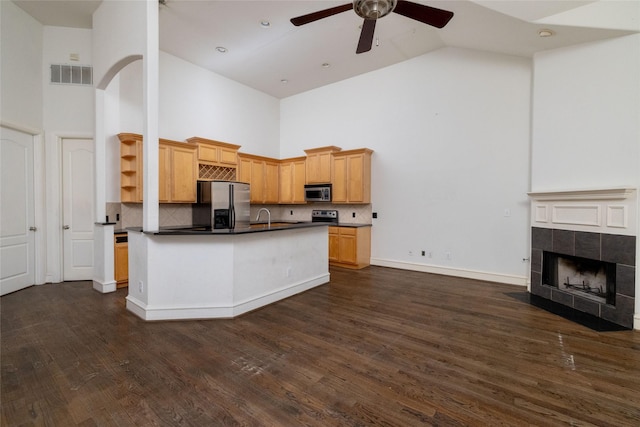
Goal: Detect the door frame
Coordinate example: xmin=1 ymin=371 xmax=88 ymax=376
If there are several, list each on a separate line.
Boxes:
xmin=0 ymin=121 xmax=46 ymax=286
xmin=46 ymin=131 xmax=95 ymax=283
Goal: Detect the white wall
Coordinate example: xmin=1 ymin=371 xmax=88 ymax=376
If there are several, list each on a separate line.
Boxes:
xmin=103 ymin=51 xmax=282 ymax=200
xmin=42 ymin=27 xmax=94 ymax=132
xmin=158 ymin=53 xmax=280 ymax=156
xmin=281 ymin=47 xmax=532 ymax=283
xmin=531 ymin=34 xmax=640 ymax=191
xmin=0 ymin=1 xmax=43 ymax=130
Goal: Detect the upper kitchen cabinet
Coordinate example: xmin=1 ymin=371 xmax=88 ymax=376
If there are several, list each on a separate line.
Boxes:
xmin=304 ymin=146 xmax=341 ymax=184
xmin=332 ymin=148 xmax=373 ymax=204
xmin=158 ymin=139 xmax=198 ymax=203
xmin=117 ymin=133 xmax=197 ymax=203
xmin=186 ymin=137 xmax=240 ymax=181
xmin=118 ymin=133 xmax=143 ymax=203
xmin=279 ymin=157 xmax=306 ymax=204
xmin=237 ymin=153 xmax=279 ymax=204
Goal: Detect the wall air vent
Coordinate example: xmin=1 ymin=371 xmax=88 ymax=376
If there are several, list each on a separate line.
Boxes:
xmin=50 ymin=64 xmax=93 ymax=86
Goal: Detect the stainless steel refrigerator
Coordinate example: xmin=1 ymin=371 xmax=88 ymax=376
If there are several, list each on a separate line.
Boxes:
xmin=192 ymin=181 xmax=250 ymax=229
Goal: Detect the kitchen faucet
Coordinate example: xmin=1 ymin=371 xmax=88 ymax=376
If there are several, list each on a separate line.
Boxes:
xmin=256 ymin=208 xmax=271 ymax=227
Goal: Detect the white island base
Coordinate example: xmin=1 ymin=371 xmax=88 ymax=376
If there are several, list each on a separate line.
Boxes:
xmin=125 ymin=226 xmax=329 ymax=321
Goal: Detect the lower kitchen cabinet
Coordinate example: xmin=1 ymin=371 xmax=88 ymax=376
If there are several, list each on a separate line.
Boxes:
xmin=114 ymin=233 xmax=128 ymax=288
xmin=328 ymin=226 xmax=371 ymax=269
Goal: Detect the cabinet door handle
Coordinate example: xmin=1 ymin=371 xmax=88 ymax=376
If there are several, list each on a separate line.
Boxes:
xmin=29 ymin=226 xmax=37 ymax=231
xmin=63 ymin=225 xmax=70 ymax=230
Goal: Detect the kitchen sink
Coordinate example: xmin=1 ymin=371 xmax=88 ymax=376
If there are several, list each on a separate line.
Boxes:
xmin=249 ymin=221 xmax=306 ymax=229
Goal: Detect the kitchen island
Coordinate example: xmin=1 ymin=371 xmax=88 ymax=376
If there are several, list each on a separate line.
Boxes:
xmin=125 ymin=222 xmax=329 ymax=321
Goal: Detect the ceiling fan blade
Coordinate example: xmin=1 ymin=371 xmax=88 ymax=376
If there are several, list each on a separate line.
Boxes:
xmin=290 ymin=3 xmax=353 ymax=26
xmin=393 ymin=0 xmax=454 ymax=28
xmin=356 ymin=19 xmax=376 ymax=54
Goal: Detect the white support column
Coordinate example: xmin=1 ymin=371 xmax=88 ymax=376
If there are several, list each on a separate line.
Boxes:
xmin=142 ymin=0 xmax=159 ymax=231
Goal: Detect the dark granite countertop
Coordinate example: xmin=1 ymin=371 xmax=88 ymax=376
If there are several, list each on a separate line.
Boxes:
xmin=126 ymin=221 xmax=329 ymax=236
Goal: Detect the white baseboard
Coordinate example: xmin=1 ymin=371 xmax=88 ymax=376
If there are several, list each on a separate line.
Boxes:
xmin=124 ymin=274 xmax=330 ymax=321
xmin=370 ymin=258 xmax=528 ymax=286
xmin=634 ymin=314 xmax=640 ymax=331
xmin=92 ymin=279 xmax=117 ymax=293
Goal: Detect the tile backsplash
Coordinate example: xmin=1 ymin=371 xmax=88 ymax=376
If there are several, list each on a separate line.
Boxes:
xmin=114 ymin=202 xmax=373 ymax=229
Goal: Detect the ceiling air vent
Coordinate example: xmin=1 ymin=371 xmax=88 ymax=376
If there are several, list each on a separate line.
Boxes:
xmin=50 ymin=64 xmax=93 ymax=86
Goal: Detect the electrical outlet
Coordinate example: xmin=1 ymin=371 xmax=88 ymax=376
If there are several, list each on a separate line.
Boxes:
xmin=372 ymin=212 xmax=378 ymax=218
xmin=138 ymin=280 xmax=144 ymax=293
xmin=421 ymin=250 xmax=425 ymax=256
xmin=116 ymin=213 xmax=120 ymax=221
xmin=352 ymin=212 xmax=356 ymax=218
xmin=290 ymin=210 xmax=293 ymax=215
xmin=446 ymin=252 xmax=452 ymax=260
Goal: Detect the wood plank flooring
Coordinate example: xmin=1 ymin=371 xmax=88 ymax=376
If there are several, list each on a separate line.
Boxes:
xmin=2 ymin=266 xmax=640 ymax=426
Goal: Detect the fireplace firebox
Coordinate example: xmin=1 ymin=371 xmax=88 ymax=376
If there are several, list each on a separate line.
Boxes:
xmin=542 ymin=252 xmax=616 ymax=305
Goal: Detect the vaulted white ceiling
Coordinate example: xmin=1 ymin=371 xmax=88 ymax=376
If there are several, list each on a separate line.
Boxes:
xmin=13 ymin=0 xmax=639 ymax=98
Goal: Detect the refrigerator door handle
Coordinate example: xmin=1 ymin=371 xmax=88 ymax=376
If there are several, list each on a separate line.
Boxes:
xmin=229 ymin=184 xmax=235 ymax=229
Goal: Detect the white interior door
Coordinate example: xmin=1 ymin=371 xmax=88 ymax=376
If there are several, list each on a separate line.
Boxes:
xmin=62 ymin=138 xmax=95 ymax=281
xmin=1 ymin=127 xmax=36 ymax=295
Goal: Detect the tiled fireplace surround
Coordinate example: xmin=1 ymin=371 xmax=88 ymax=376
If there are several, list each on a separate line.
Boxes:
xmin=528 ymin=188 xmax=637 ymax=329
xmin=530 ymin=227 xmax=636 ymax=328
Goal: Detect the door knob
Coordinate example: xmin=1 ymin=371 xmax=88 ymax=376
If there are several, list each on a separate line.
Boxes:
xmin=29 ymin=226 xmax=37 ymax=231
xmin=63 ymin=225 xmax=70 ymax=230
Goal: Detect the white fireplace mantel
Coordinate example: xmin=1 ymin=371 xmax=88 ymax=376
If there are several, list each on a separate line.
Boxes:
xmin=528 ymin=187 xmax=636 ymax=201
xmin=528 ymin=187 xmax=637 ymax=236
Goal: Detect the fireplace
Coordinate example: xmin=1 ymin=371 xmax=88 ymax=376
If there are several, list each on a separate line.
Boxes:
xmin=542 ymin=252 xmax=616 ymax=305
xmin=530 ymin=227 xmax=635 ymax=329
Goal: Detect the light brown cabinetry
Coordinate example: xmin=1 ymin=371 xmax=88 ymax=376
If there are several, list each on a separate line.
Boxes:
xmin=159 ymin=139 xmax=198 ymax=203
xmin=328 ymin=226 xmax=371 ymax=269
xmin=118 ymin=134 xmax=197 ymax=203
xmin=187 ymin=137 xmax=240 ymax=181
xmin=118 ymin=133 xmax=143 ymax=202
xmin=304 ymin=146 xmax=341 ymax=184
xmin=237 ymin=153 xmax=280 ymax=204
xmin=279 ymin=157 xmax=306 ymax=204
xmin=114 ymin=233 xmax=128 ymax=288
xmin=332 ymin=148 xmax=373 ymax=204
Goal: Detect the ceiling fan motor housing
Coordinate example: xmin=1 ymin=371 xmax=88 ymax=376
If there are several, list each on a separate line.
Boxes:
xmin=353 ymin=0 xmax=397 ymax=19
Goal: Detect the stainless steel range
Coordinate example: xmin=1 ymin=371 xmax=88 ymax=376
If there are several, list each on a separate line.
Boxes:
xmin=311 ymin=209 xmax=339 ymax=224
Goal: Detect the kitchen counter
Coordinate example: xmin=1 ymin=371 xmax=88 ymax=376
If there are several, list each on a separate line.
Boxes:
xmin=129 ymin=221 xmax=328 ymax=235
xmin=124 ymin=223 xmax=329 ymax=321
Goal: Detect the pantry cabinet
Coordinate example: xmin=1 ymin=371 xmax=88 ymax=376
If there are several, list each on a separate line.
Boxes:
xmin=304 ymin=146 xmax=341 ymax=184
xmin=279 ymin=157 xmax=306 ymax=204
xmin=331 ymin=148 xmax=373 ymax=204
xmin=237 ymin=153 xmax=280 ymax=204
xmin=328 ymin=226 xmax=371 ymax=269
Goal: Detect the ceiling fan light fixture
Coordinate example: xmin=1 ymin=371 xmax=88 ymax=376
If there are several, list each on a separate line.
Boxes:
xmin=538 ymin=29 xmax=554 ymax=37
xmin=353 ymin=0 xmax=397 ymax=20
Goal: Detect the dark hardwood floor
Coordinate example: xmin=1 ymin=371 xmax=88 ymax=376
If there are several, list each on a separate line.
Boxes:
xmin=2 ymin=266 xmax=640 ymax=426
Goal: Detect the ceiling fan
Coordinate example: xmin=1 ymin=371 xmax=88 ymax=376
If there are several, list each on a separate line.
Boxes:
xmin=290 ymin=0 xmax=454 ymax=54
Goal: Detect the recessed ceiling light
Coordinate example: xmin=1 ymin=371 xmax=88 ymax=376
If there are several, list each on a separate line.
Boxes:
xmin=322 ymin=63 xmax=330 ymax=68
xmin=260 ymin=20 xmax=270 ymax=28
xmin=216 ymin=46 xmax=228 ymax=53
xmin=280 ymin=79 xmax=288 ymax=84
xmin=538 ymin=29 xmax=554 ymax=38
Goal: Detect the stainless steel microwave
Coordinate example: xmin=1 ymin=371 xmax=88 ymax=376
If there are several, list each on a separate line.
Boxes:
xmin=304 ymin=184 xmax=332 ymax=202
